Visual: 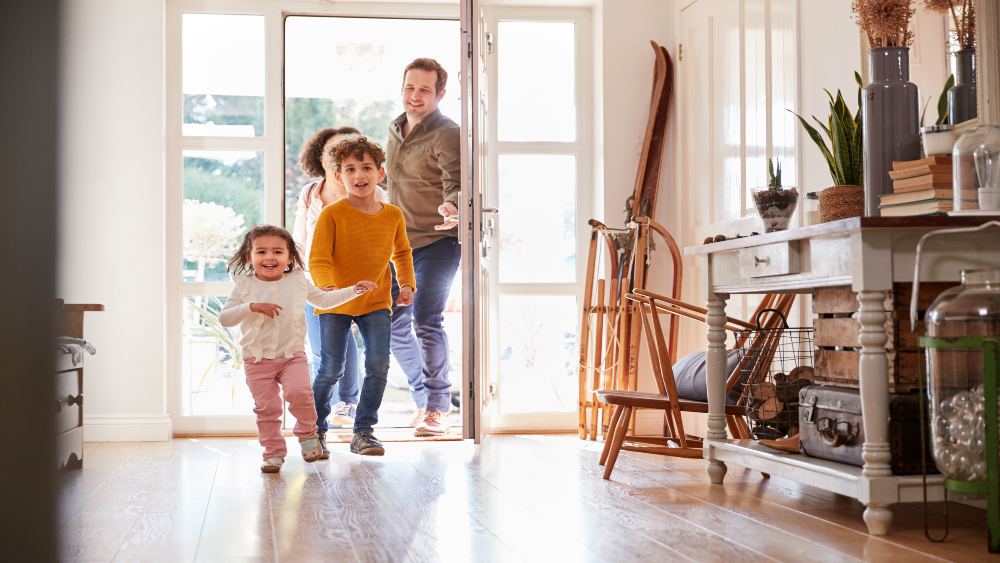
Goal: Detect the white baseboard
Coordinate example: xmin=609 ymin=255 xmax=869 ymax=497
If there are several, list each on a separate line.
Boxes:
xmin=83 ymin=414 xmax=173 ymax=442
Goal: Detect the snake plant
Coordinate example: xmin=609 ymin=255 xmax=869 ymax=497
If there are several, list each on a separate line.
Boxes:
xmin=789 ymin=72 xmax=864 ymax=187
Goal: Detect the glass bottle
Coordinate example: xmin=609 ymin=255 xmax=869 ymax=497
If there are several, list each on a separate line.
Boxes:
xmin=925 ymin=269 xmax=1000 ymax=481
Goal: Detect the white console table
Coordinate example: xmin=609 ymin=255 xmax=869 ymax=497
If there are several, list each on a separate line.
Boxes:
xmin=684 ymin=216 xmax=1000 ymax=535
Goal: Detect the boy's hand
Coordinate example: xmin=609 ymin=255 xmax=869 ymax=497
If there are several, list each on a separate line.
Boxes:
xmin=353 ymin=280 xmax=377 ymax=294
xmin=396 ymin=285 xmax=414 ymax=306
xmin=249 ymin=303 xmax=282 ymax=318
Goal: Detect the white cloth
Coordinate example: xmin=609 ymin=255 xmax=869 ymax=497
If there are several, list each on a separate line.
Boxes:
xmin=292 ymin=179 xmax=388 ymax=269
xmin=56 ymin=337 xmax=96 ymax=364
xmin=219 ymin=270 xmax=358 ymax=362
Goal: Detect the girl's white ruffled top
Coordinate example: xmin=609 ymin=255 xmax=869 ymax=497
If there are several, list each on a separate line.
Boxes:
xmin=219 ymin=270 xmax=357 ymax=362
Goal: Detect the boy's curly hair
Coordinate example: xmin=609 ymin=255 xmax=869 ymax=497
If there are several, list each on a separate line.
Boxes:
xmin=403 ymin=58 xmax=448 ymax=94
xmin=227 ymin=224 xmax=305 ymax=277
xmin=297 ymin=126 xmax=361 ymax=178
xmin=330 ymin=136 xmax=386 ymax=169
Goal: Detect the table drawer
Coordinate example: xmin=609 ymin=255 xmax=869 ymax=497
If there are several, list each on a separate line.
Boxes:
xmin=55 ymin=369 xmax=82 ymax=435
xmin=55 ymin=350 xmax=82 ymax=372
xmin=739 ymin=241 xmax=800 ymax=278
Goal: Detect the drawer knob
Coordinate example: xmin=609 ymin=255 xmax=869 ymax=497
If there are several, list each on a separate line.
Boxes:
xmin=754 ymin=256 xmax=770 ymax=266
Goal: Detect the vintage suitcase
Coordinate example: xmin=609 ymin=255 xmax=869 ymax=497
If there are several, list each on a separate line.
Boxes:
xmin=798 ymin=385 xmax=935 ymax=475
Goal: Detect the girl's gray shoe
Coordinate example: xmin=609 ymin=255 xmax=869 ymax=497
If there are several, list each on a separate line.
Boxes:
xmin=300 ymin=434 xmax=324 ymax=462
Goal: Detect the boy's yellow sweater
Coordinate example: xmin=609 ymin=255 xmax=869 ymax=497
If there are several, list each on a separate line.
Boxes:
xmin=309 ymin=199 xmax=416 ymax=316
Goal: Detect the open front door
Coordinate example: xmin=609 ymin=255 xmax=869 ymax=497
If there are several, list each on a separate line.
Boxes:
xmin=460 ymin=0 xmax=497 ymax=442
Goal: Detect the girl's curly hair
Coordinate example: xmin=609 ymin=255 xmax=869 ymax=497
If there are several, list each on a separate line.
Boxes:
xmin=298 ymin=126 xmax=362 ymax=178
xmin=330 ymin=136 xmax=386 ymax=169
xmin=227 ymin=224 xmax=305 ymax=277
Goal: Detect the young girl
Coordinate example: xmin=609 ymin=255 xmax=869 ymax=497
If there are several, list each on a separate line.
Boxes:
xmin=220 ymin=225 xmax=375 ymax=473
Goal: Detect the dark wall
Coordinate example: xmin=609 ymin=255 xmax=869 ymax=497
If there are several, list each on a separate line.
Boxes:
xmin=0 ymin=0 xmax=60 ymax=560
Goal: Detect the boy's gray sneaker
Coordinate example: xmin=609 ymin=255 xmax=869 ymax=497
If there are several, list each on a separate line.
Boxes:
xmin=350 ymin=430 xmax=385 ymax=456
xmin=317 ymin=432 xmax=330 ymax=460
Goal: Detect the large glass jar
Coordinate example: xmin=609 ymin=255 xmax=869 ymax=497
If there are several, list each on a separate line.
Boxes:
xmin=952 ymin=124 xmax=1000 ymax=213
xmin=925 ymin=269 xmax=1000 ymax=481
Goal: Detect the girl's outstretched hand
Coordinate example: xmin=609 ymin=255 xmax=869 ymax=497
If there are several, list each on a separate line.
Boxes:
xmin=353 ymin=280 xmax=377 ymax=294
xmin=249 ymin=302 xmax=282 ymax=318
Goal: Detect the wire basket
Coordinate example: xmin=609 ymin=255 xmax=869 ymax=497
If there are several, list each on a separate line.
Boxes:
xmin=736 ymin=308 xmax=815 ymax=440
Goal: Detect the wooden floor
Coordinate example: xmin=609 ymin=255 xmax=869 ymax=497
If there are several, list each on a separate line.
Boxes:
xmin=60 ymin=435 xmax=997 ymax=562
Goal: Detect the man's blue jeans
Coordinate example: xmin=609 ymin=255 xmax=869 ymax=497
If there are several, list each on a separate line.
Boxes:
xmin=314 ymin=309 xmax=391 ymax=433
xmin=305 ymin=303 xmax=359 ymax=404
xmin=390 ymin=237 xmax=461 ymax=414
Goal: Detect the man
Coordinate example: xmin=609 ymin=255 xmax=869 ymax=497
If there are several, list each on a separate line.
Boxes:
xmin=386 ymin=58 xmax=461 ymax=437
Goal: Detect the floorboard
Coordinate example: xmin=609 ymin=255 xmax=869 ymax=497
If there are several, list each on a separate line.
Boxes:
xmin=57 ymin=435 xmax=997 ymax=562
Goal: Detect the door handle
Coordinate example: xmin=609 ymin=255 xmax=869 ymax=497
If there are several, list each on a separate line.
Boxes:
xmin=482 ymin=207 xmax=498 ymax=214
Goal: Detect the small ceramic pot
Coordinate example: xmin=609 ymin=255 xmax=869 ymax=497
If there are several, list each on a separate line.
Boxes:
xmin=921 ymin=124 xmax=956 ymax=157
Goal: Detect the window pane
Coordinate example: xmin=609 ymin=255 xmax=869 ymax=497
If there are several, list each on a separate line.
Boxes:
xmin=498 ymin=154 xmax=576 ymax=283
xmin=498 ymin=295 xmax=578 ymax=414
xmin=498 ymin=21 xmax=576 ymax=142
xmin=283 ymin=16 xmax=461 ymax=228
xmin=182 ymin=150 xmax=262 ymax=282
xmin=182 ymin=296 xmax=254 ymax=416
xmin=182 ymin=14 xmax=264 ymax=137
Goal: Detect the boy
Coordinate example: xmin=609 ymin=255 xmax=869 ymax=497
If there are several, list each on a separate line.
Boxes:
xmin=310 ymin=136 xmax=416 ymax=456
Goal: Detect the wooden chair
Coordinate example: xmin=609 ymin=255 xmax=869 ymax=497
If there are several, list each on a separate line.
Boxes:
xmin=597 ymin=289 xmax=795 ymax=479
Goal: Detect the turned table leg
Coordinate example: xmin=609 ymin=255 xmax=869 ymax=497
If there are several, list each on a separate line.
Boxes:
xmin=858 ymin=289 xmax=894 ymax=535
xmin=705 ymin=291 xmax=730 ymax=485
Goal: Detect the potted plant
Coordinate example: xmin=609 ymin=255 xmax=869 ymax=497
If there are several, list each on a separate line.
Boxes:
xmin=790 ymin=73 xmax=865 ymax=222
xmin=752 ymin=159 xmax=799 ymax=232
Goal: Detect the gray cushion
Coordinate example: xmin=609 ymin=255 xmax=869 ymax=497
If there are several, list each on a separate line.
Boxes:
xmin=672 ymin=350 xmax=744 ymax=406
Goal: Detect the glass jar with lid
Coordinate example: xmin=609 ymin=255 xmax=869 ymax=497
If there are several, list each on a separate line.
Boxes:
xmin=952 ymin=124 xmax=1000 ymax=213
xmin=925 ymin=268 xmax=1000 ymax=481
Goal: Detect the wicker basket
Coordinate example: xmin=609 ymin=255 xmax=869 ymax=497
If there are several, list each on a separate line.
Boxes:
xmin=819 ymin=184 xmax=864 ymax=222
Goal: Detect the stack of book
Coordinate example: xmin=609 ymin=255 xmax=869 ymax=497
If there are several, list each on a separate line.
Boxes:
xmin=879 ymin=155 xmax=974 ymax=216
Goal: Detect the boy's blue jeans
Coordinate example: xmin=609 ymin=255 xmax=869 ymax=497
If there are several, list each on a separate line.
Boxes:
xmin=305 ymin=303 xmax=359 ymax=404
xmin=314 ymin=309 xmax=391 ymax=433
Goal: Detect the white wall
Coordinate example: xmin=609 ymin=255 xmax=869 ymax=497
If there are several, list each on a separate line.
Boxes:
xmin=59 ymin=0 xmax=171 ymax=440
xmin=598 ymin=0 xmax=677 ymax=233
xmin=798 ymin=1 xmax=863 ymax=196
xmin=596 ymin=0 xmax=678 ymax=434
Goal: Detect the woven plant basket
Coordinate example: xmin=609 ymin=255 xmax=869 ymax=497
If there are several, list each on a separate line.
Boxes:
xmin=819 ymin=185 xmax=864 ymax=222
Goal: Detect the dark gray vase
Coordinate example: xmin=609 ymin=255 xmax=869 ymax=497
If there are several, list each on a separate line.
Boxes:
xmin=862 ymin=47 xmax=921 ymax=216
xmin=948 ymin=48 xmax=977 ymax=125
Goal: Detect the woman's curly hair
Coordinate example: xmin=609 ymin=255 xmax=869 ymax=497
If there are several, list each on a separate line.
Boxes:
xmin=297 ymin=126 xmax=361 ymax=177
xmin=329 ymin=136 xmax=386 ymax=169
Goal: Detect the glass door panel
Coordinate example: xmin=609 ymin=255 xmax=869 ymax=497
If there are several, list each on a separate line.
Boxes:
xmin=181 ymin=150 xmax=263 ymax=282
xmin=496 ymin=21 xmax=576 ymax=142
xmin=497 ymin=294 xmax=578 ymax=413
xmin=182 ymin=14 xmax=265 ymax=137
xmin=497 ymin=154 xmax=576 ymax=283
xmin=181 ymin=295 xmax=255 ymax=416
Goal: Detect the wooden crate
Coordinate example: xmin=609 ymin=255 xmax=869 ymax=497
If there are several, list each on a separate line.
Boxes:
xmin=811 ymin=283 xmax=953 ymax=392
